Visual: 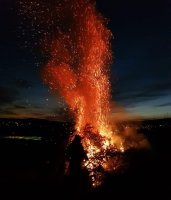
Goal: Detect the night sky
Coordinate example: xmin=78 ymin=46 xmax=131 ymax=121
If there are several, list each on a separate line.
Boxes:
xmin=0 ymin=0 xmax=171 ymax=120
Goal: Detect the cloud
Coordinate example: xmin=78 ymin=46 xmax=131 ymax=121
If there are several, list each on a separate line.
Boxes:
xmin=13 ymin=104 xmax=27 ymax=109
xmin=50 ymin=106 xmax=74 ymax=121
xmin=0 ymin=86 xmax=19 ymax=106
xmin=157 ymin=102 xmax=171 ymax=107
xmin=0 ymin=104 xmax=49 ymax=119
xmin=115 ymin=81 xmax=171 ymax=106
xmin=0 ymin=108 xmax=17 ymax=115
xmin=13 ymin=79 xmax=32 ymax=89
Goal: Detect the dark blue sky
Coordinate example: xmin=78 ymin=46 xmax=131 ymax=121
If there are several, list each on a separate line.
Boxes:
xmin=0 ymin=0 xmax=171 ymax=120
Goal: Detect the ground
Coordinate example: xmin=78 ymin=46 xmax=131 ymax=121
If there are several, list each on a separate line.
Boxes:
xmin=0 ymin=118 xmax=170 ymax=199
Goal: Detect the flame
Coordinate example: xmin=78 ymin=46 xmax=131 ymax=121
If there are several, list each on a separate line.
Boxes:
xmin=41 ymin=0 xmax=125 ymax=187
xmin=18 ymin=0 xmax=149 ymax=187
xmin=43 ymin=1 xmax=113 ymax=137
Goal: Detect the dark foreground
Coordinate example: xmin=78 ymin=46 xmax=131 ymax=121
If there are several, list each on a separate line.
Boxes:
xmin=0 ymin=118 xmax=170 ymax=199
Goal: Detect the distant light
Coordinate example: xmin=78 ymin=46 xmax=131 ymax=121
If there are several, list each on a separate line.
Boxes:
xmin=2 ymin=136 xmax=42 ymax=141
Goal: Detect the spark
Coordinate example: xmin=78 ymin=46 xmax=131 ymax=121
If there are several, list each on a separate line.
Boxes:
xmin=19 ymin=0 xmax=149 ymax=187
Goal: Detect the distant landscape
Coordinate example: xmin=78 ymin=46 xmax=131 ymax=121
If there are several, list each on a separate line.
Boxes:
xmin=0 ymin=118 xmax=170 ymax=198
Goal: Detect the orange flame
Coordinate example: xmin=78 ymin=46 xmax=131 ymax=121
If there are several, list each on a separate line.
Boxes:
xmin=40 ymin=0 xmax=148 ymax=187
xmin=44 ymin=1 xmax=112 ymax=136
xmin=42 ymin=1 xmax=116 ymax=142
xmin=41 ymin=0 xmax=125 ymax=187
xmin=18 ymin=0 xmax=149 ymax=187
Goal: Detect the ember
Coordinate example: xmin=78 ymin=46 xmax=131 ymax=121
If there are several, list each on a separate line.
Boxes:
xmin=19 ymin=0 xmax=149 ymax=187
xmin=41 ymin=0 xmax=125 ymax=186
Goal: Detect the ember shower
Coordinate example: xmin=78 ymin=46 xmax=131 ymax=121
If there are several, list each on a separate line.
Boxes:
xmin=19 ymin=0 xmax=148 ymax=187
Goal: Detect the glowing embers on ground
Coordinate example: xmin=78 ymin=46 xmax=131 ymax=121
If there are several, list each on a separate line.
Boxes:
xmin=79 ymin=125 xmax=125 ymax=187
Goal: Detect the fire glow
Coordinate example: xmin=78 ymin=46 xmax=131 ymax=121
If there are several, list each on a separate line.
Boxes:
xmin=19 ymin=0 xmax=149 ymax=187
xmin=42 ymin=0 xmax=126 ymax=187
